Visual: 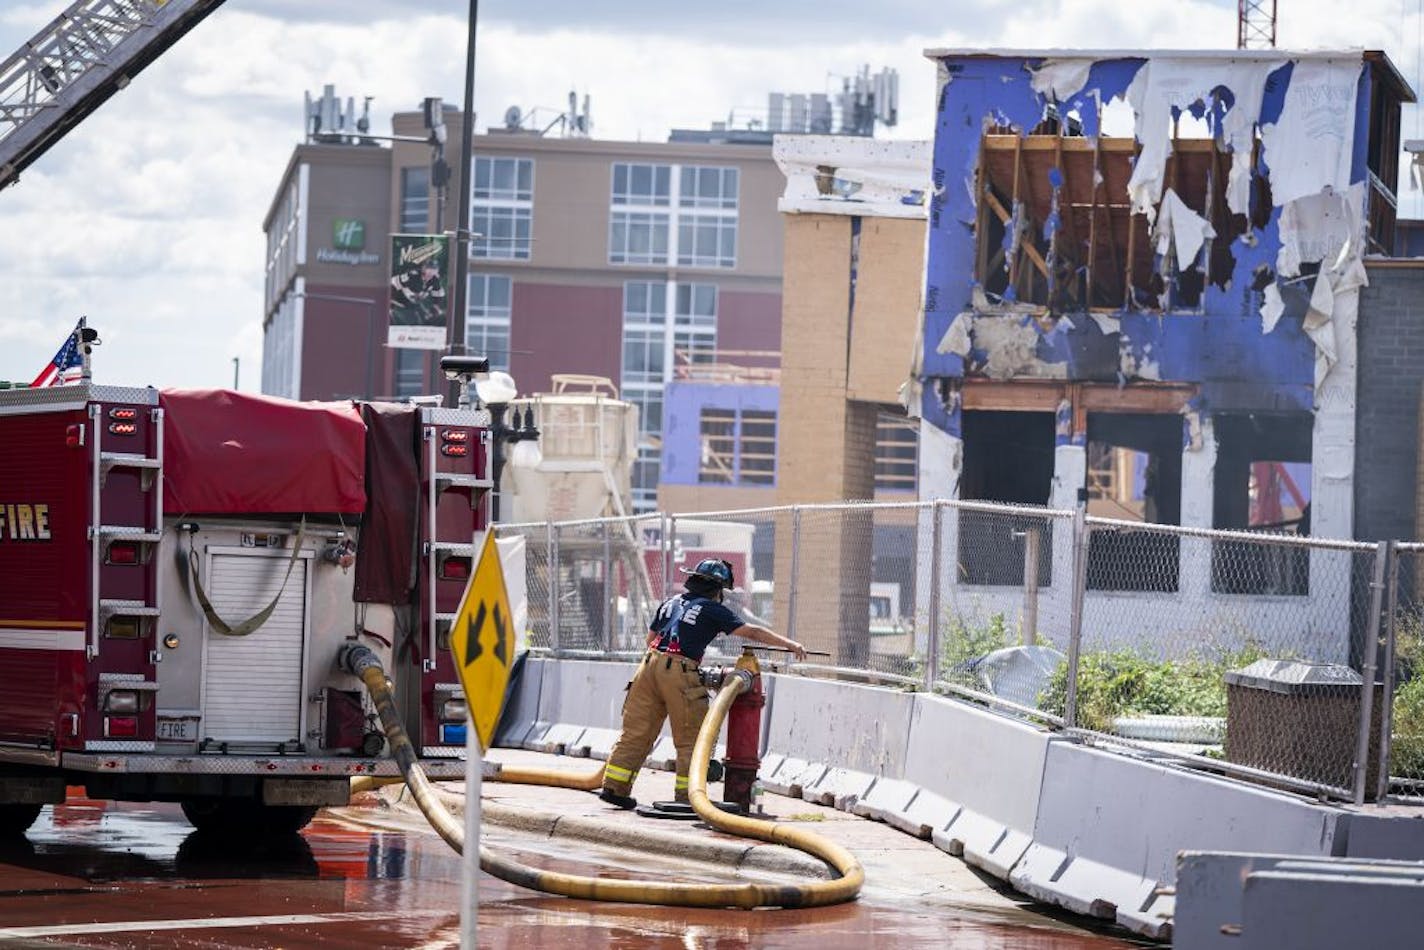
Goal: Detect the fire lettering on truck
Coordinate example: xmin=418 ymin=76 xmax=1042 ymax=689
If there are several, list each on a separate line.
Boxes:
xmin=0 ymin=504 xmax=51 ymax=541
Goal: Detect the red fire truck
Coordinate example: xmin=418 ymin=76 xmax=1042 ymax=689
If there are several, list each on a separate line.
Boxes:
xmin=0 ymin=360 xmax=491 ymax=834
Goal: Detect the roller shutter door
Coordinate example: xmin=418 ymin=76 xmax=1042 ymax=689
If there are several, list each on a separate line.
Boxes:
xmin=202 ymin=553 xmax=307 ymax=745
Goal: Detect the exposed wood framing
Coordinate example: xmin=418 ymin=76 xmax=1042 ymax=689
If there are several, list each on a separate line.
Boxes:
xmin=983 ymin=135 xmax=1218 ymax=154
xmin=1008 ymin=134 xmax=1024 ymax=293
xmin=961 ymin=378 xmax=1198 ymax=415
xmin=975 ymin=134 xmax=990 ymax=290
xmin=1086 ymin=131 xmax=1100 ymax=307
xmin=983 ymin=189 xmax=1050 ymax=280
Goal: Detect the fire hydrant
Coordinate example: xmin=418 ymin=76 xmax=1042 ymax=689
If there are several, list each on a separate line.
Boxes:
xmin=721 ymin=647 xmax=764 ymax=812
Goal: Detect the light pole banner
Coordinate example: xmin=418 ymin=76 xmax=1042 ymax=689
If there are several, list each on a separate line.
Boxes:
xmin=388 ymin=233 xmax=449 ymax=350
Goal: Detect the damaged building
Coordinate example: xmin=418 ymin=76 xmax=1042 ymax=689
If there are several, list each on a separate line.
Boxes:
xmin=910 ymin=49 xmax=1415 ymax=654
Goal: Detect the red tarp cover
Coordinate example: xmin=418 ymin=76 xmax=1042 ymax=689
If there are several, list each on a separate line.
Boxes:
xmin=160 ymin=389 xmax=366 ymax=515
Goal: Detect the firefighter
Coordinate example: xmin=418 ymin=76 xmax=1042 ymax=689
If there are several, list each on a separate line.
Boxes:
xmin=599 ymin=558 xmax=806 ymax=809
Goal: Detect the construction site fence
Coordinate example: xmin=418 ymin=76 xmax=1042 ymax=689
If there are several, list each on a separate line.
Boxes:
xmin=495 ymin=501 xmax=1424 ymax=805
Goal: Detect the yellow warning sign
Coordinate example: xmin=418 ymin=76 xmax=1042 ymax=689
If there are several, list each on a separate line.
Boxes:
xmin=449 ymin=531 xmax=515 ymax=752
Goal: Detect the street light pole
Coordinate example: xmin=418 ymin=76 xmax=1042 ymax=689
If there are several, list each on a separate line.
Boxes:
xmin=449 ymin=0 xmax=479 ymax=410
xmin=455 ymin=11 xmax=481 ymax=950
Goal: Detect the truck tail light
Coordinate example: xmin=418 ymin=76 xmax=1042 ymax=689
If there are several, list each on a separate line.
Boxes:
xmin=108 ymin=407 xmax=138 ymax=421
xmin=104 ymin=716 xmax=138 ymax=738
xmin=107 ymin=422 xmax=137 ymax=436
xmin=105 ymin=690 xmax=139 ymax=714
xmin=66 ymin=423 xmax=85 ymax=448
xmin=440 ymin=556 xmax=470 ymax=580
xmin=106 ymin=541 xmax=140 ymax=565
xmin=441 ymin=428 xmax=470 ymax=457
xmin=441 ymin=698 xmax=467 ymax=722
xmin=440 ymin=723 xmax=467 ymax=744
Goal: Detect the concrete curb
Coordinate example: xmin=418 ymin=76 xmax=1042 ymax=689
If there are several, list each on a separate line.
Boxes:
xmin=372 ymin=784 xmax=831 ymax=880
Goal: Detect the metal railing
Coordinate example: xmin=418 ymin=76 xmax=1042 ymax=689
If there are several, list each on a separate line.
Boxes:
xmin=498 ymin=499 xmax=1424 ymax=805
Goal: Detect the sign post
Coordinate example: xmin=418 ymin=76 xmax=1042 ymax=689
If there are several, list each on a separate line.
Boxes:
xmin=449 ymin=530 xmax=515 ymax=950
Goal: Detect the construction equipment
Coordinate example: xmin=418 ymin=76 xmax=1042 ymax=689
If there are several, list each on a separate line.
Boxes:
xmin=0 ymin=0 xmax=227 ymax=190
xmin=0 ymin=330 xmax=499 ymax=832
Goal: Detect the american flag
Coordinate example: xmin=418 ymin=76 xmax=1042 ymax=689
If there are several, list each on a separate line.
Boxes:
xmin=30 ymin=320 xmax=85 ymax=387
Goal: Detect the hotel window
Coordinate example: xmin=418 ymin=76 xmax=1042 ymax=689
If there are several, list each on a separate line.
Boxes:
xmin=608 ymin=162 xmax=738 ymax=269
xmin=467 ymin=274 xmax=512 ymax=371
xmin=621 ymin=279 xmax=721 ymax=510
xmin=473 ymin=156 xmax=533 ymax=201
xmin=399 ymin=166 xmax=430 ymax=232
xmin=609 ymin=211 xmax=670 ymax=265
xmin=394 ymin=349 xmax=425 ymax=398
xmin=471 ymin=156 xmax=533 ymax=259
xmin=613 ymin=163 xmax=671 ymax=206
xmin=677 ymin=214 xmax=737 ymax=268
xmin=679 ymin=166 xmax=738 ymax=210
xmin=674 ymin=283 xmax=717 ymax=363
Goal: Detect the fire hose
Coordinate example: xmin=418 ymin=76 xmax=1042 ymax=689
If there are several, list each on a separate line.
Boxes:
xmin=339 ymin=643 xmax=863 ymax=908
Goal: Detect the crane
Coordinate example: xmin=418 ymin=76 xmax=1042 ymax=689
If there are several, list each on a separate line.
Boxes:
xmin=0 ymin=0 xmax=225 ymax=190
xmin=1237 ymin=0 xmax=1278 ymax=49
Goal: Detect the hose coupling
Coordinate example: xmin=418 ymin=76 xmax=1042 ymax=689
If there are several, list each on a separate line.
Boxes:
xmin=337 ymin=641 xmax=382 ymax=678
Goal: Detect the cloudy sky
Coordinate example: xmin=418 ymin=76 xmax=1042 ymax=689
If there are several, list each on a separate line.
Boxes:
xmin=0 ymin=0 xmax=1419 ymax=390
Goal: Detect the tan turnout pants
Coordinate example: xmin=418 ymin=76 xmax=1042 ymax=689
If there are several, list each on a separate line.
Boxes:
xmin=602 ymin=649 xmax=710 ymax=802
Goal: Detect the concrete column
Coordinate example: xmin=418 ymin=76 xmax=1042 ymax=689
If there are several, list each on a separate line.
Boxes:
xmin=1312 ymin=287 xmax=1360 ymax=664
xmin=915 ymin=422 xmax=961 ymax=656
xmin=1179 ymin=413 xmax=1218 ymax=599
xmin=1044 ymin=443 xmax=1085 ymax=648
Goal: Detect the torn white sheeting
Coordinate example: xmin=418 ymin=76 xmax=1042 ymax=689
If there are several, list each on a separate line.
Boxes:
xmin=1261 ymin=283 xmax=1285 ymax=335
xmin=1126 ymin=58 xmax=1285 ymax=222
xmin=1303 ymin=272 xmax=1337 ymax=367
xmin=1276 ymin=181 xmax=1367 ymax=278
xmin=936 ymin=312 xmax=973 ymax=357
xmin=972 ymin=315 xmax=1064 ymax=379
xmin=1030 ymin=58 xmax=1094 ymax=103
xmin=1260 ymin=58 xmax=1361 ymax=208
xmin=1222 ymin=61 xmax=1284 ymax=215
xmin=1152 ymin=188 xmax=1216 ymax=266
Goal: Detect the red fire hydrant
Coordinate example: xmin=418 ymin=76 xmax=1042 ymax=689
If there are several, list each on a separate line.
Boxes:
xmin=721 ymin=648 xmax=764 ymax=812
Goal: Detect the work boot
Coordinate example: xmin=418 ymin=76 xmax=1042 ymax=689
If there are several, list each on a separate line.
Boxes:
xmin=597 ymin=787 xmax=638 ymax=810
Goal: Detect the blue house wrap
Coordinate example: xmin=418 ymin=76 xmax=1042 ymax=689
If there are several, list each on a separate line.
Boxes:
xmin=916 ymin=50 xmax=1390 ymax=441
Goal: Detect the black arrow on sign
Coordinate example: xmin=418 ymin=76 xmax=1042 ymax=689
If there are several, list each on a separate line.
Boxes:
xmin=493 ymin=603 xmax=508 ymax=666
xmin=465 ymin=601 xmax=486 ymax=668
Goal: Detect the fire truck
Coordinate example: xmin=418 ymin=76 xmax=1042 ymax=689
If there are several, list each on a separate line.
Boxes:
xmin=0 ymin=349 xmax=493 ymax=834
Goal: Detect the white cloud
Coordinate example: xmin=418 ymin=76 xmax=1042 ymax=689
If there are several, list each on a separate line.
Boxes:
xmin=0 ymin=0 xmax=1420 ymax=389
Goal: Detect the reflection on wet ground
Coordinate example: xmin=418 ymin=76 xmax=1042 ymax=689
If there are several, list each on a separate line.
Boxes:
xmin=0 ymin=797 xmax=1148 ymax=949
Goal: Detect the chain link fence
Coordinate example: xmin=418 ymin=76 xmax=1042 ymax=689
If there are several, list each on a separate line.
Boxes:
xmin=1066 ymin=518 xmax=1382 ymax=800
xmin=1384 ymin=542 xmax=1424 ymax=803
xmin=505 ymin=500 xmax=1415 ymax=804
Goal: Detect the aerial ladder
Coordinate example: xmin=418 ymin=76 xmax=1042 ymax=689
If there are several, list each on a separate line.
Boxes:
xmin=0 ymin=0 xmax=225 ymax=189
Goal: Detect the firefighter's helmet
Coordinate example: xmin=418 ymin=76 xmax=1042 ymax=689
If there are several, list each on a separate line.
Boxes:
xmin=681 ymin=557 xmax=735 ymax=591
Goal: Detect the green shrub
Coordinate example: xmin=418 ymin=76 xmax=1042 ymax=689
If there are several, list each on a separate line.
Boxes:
xmin=1040 ymin=642 xmax=1266 ymax=733
xmin=940 ymin=613 xmax=1011 ymax=670
xmin=1390 ymin=614 xmax=1424 ymax=778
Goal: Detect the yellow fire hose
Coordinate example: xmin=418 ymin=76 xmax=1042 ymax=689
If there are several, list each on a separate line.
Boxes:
xmin=340 ymin=644 xmax=863 ymax=908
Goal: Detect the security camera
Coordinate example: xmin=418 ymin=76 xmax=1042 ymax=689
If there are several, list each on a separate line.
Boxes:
xmin=440 ymin=355 xmax=490 ymax=381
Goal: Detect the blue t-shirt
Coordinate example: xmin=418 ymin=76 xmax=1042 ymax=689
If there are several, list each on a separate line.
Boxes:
xmin=650 ymin=593 xmax=745 ymax=663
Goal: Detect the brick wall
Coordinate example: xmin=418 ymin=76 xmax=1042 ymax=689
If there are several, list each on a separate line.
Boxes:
xmin=1357 ymin=263 xmax=1424 ymax=543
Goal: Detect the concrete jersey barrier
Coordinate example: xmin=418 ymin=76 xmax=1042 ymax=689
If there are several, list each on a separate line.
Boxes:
xmin=495 ymin=656 xmax=1424 ymax=940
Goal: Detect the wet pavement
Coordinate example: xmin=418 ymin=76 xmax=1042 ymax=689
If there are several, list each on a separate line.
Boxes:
xmin=0 ymin=782 xmax=1150 ymax=948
